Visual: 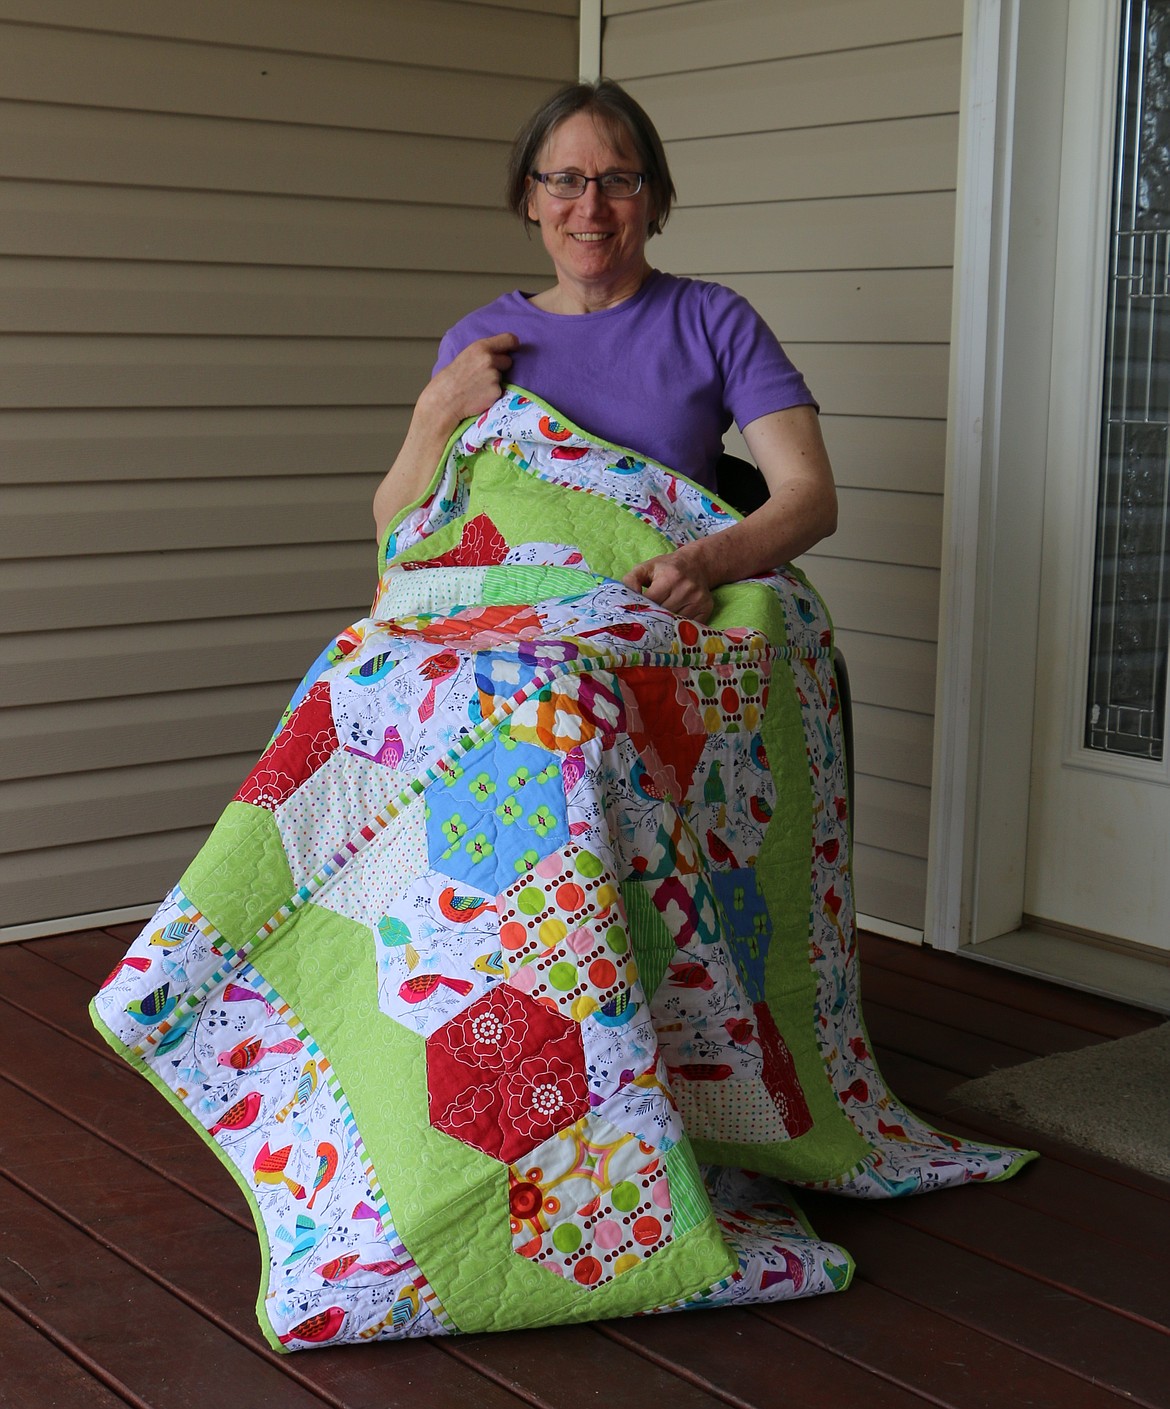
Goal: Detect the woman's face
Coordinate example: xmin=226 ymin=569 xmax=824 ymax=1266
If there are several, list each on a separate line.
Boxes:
xmin=526 ymin=111 xmax=655 ymax=306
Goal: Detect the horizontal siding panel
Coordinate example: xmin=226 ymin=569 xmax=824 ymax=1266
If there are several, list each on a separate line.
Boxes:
xmin=0 ymin=1 xmax=577 ymax=69
xmin=623 ymin=36 xmax=960 ymax=139
xmin=0 ymin=754 xmax=251 ymax=854
xmin=796 ymin=557 xmax=940 ymax=641
xmin=1 ymin=476 xmax=375 ymax=559
xmin=605 ymin=0 xmax=962 ymax=76
xmin=0 ymin=826 xmax=213 ymax=929
xmin=0 ymin=682 xmax=290 ymax=782
xmin=708 ymin=269 xmax=953 ymax=345
xmin=604 ymin=0 xmax=687 ymax=12
xmin=852 ymin=844 xmax=927 ymax=929
xmin=0 ymin=261 xmax=536 ymax=338
xmin=792 ymin=344 xmax=949 ymax=421
xmin=1 ymin=336 xmax=434 ymax=409
xmin=720 ymin=415 xmax=947 ymax=495
xmin=819 ymin=416 xmax=947 ymax=495
xmin=1 ymin=612 xmax=356 ymax=709
xmin=0 ymin=24 xmax=563 ymax=142
xmin=667 ymin=115 xmax=959 ymax=206
xmin=457 ymin=0 xmax=576 ymax=10
xmin=852 ymin=703 xmax=934 ymax=788
xmin=0 ymin=102 xmax=508 ymax=206
xmin=0 ymin=545 xmax=373 ymax=635
xmin=833 ymin=630 xmax=938 ymax=715
xmin=853 ymin=774 xmax=930 ymax=858
xmin=0 ymin=182 xmax=550 ymax=275
xmin=659 ymin=192 xmax=956 ymax=273
xmin=1 ymin=407 xmax=407 ymax=484
xmin=817 ymin=487 xmax=944 ymax=569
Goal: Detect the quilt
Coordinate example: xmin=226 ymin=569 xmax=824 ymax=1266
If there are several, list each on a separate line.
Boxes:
xmin=91 ymin=390 xmax=1035 ymax=1351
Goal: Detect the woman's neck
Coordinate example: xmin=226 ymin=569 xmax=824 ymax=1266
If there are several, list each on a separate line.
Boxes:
xmin=531 ymin=264 xmax=653 ymax=315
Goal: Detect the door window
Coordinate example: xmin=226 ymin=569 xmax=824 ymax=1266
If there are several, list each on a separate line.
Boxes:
xmin=1087 ymin=0 xmax=1170 ymax=759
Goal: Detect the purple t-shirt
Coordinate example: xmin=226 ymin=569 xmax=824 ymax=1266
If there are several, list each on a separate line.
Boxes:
xmin=432 ymin=270 xmax=816 ymax=488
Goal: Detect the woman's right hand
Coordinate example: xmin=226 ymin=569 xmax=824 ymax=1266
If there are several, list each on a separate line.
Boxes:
xmin=417 ymin=332 xmax=519 ymax=430
xmin=374 ymin=333 xmax=519 ymax=541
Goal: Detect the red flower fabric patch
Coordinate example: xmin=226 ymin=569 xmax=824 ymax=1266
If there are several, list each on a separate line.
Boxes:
xmin=236 ymin=681 xmax=338 ymax=810
xmin=426 ymin=987 xmax=588 ymax=1163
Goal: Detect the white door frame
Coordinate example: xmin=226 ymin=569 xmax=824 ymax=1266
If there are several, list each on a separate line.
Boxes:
xmin=927 ymin=0 xmax=1122 ymax=949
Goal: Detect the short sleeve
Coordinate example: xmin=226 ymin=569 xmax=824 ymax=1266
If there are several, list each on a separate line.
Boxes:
xmin=432 ymin=328 xmax=462 ymax=377
xmin=700 ymin=283 xmax=818 ymax=429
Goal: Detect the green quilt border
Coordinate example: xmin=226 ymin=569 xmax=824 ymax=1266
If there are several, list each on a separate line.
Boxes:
xmin=689 ymin=655 xmax=870 ymax=1180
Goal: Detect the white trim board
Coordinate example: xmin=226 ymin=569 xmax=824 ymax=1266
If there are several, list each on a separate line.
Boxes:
xmin=929 ymin=0 xmax=1095 ymax=951
xmin=927 ymin=0 xmax=1010 ymax=951
xmin=0 ymin=903 xmax=154 ymax=945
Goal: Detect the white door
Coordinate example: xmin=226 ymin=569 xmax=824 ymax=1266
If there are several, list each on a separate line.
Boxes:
xmin=1025 ymin=0 xmax=1170 ymax=954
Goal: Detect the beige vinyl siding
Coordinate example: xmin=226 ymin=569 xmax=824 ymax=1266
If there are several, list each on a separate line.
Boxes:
xmin=0 ymin=2 xmax=576 ymax=931
xmin=604 ymin=0 xmax=960 ymax=929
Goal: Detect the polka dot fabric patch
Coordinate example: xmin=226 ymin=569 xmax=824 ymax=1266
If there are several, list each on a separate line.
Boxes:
xmin=509 ymin=1117 xmax=674 ymax=1287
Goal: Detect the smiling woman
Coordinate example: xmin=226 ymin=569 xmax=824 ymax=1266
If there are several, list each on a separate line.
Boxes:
xmin=372 ymin=79 xmax=837 ymax=624
xmin=518 ymin=105 xmax=661 ymax=314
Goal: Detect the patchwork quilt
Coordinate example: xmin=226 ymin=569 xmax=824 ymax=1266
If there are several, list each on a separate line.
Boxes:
xmin=91 ymin=391 xmax=1035 ymax=1351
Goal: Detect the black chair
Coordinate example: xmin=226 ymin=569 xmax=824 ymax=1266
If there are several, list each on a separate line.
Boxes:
xmin=714 ymin=452 xmax=854 ymax=804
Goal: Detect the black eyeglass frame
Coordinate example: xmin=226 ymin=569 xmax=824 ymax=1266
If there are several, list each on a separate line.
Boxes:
xmin=531 ymin=171 xmax=646 ymax=199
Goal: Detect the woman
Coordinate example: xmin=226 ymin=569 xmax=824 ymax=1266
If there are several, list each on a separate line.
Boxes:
xmin=372 ymin=80 xmax=837 ymax=624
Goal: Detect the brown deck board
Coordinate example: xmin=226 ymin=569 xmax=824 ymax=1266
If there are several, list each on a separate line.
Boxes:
xmin=0 ymin=1177 xmax=337 ymax=1409
xmin=29 ymin=932 xmax=127 ymax=986
xmin=0 ymin=1303 xmax=131 ymax=1409
xmin=768 ymin=1277 xmax=1138 ymax=1409
xmin=859 ymin=963 xmax=1117 ymax=1057
xmin=0 ymin=990 xmax=266 ymax=1206
xmin=792 ymin=1195 xmax=1170 ymax=1408
xmin=101 ymin=922 xmax=153 ymax=943
xmin=874 ymin=1183 xmax=1170 ymax=1327
xmin=441 ymin=1324 xmax=751 ymax=1409
xmin=858 ymin=933 xmax=1160 ymax=1038
xmin=4 ymin=927 xmax=1168 ymax=1408
xmin=863 ymin=999 xmax=1039 ymax=1078
xmin=601 ymin=1311 xmax=938 ymax=1408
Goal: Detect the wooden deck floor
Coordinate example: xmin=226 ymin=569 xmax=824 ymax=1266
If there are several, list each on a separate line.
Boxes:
xmin=2 ymin=927 xmax=1167 ymax=1409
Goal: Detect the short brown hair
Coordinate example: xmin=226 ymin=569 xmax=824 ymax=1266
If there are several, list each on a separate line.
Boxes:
xmin=506 ymin=79 xmax=676 ymax=238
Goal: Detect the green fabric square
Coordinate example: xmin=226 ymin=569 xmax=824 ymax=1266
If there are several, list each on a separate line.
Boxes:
xmin=180 ymin=800 xmax=293 ymax=951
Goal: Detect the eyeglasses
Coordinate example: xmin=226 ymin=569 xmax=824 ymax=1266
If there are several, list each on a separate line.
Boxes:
xmin=532 ymin=171 xmax=645 ymax=199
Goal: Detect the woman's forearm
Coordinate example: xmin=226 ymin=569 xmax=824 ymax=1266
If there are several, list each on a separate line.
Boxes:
xmin=698 ymin=403 xmax=838 ymax=583
xmin=677 ymin=478 xmax=838 ymax=589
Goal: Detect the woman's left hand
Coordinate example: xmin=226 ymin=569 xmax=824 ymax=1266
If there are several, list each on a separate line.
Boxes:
xmin=623 ymin=548 xmax=714 ymax=623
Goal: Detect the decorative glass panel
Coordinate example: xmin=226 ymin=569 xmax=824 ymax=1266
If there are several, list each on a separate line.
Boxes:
xmin=1086 ymin=0 xmax=1170 ymax=759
